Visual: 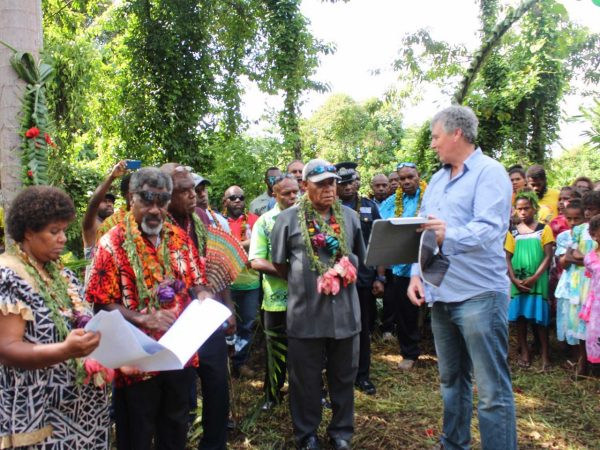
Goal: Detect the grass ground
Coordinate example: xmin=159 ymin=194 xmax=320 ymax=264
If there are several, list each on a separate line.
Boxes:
xmin=187 ymin=325 xmax=600 ymax=450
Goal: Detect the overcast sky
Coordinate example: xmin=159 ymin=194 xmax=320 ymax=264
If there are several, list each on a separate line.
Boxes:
xmin=243 ymin=0 xmax=600 ymax=151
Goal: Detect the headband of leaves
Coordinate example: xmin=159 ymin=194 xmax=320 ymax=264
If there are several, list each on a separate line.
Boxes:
xmin=515 ymin=190 xmax=539 ymax=210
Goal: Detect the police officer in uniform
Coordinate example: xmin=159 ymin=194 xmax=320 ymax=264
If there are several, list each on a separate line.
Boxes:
xmin=335 ymin=162 xmax=385 ymax=395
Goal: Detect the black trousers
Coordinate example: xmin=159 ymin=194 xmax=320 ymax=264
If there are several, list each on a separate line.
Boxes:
xmin=288 ymin=334 xmax=359 ymax=444
xmin=356 ymin=287 xmax=374 ymax=382
xmin=196 ymin=329 xmax=230 ymax=450
xmin=114 ymin=367 xmax=196 ymax=450
xmin=384 ymin=275 xmax=421 ymax=360
xmin=263 ymin=310 xmax=287 ymax=402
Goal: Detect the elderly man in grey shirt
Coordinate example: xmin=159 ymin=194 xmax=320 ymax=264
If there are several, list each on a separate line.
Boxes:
xmin=271 ymin=159 xmax=365 ymax=450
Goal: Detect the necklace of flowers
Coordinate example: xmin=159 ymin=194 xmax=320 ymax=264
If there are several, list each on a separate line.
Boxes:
xmin=297 ymin=196 xmax=357 ymax=295
xmin=166 ymin=212 xmax=207 ymax=257
xmin=394 ymin=179 xmax=427 ymax=217
xmin=10 ymin=244 xmax=89 ymax=340
xmin=240 ymin=213 xmax=248 ymax=240
xmin=207 ymin=208 xmax=223 ymax=230
xmin=122 ymin=212 xmax=175 ymax=311
xmin=224 ymin=211 xmax=248 ymax=242
xmin=191 ymin=212 xmax=208 ymax=256
xmin=9 ymin=245 xmax=112 ymax=387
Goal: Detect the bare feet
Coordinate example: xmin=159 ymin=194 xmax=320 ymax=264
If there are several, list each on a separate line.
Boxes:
xmin=517 ymin=350 xmax=531 ymax=368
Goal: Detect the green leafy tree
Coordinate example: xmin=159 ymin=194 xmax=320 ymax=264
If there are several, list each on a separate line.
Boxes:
xmin=579 ymin=99 xmax=600 ymax=152
xmin=300 ymin=93 xmax=404 ymax=188
xmin=393 ymin=0 xmax=600 ymax=165
xmin=549 ymin=145 xmax=600 ymax=188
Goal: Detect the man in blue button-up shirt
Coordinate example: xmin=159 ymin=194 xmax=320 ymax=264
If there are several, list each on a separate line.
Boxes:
xmin=407 ymin=106 xmax=516 ymax=450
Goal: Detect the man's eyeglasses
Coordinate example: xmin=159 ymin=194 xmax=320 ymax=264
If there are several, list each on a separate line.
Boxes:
xmin=396 ymin=162 xmax=417 ymax=170
xmin=174 ymin=165 xmax=193 ymax=173
xmin=135 ymin=191 xmax=171 ymax=207
xmin=306 ymin=165 xmax=337 ymax=178
xmin=227 ymin=194 xmax=245 ymax=202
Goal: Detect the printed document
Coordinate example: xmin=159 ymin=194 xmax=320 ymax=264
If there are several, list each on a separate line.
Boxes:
xmin=85 ymin=298 xmax=231 ymax=371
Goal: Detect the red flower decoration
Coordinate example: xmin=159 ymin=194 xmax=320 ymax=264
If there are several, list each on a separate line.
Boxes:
xmin=25 ymin=127 xmax=40 ymax=139
xmin=83 ymin=358 xmax=115 ymax=388
xmin=27 ymin=170 xmax=33 ymax=178
xmin=44 ymin=132 xmax=56 ymax=147
xmin=425 ymin=428 xmax=435 ymax=438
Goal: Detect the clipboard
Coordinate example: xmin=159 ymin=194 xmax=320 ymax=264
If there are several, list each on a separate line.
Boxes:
xmin=365 ymin=217 xmax=427 ymax=266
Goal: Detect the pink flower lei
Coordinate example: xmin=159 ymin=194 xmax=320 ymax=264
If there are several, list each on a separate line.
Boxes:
xmin=297 ymin=196 xmax=357 ymax=295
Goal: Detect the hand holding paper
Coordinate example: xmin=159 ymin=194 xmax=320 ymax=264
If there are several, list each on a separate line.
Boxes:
xmin=85 ymin=298 xmax=232 ymax=372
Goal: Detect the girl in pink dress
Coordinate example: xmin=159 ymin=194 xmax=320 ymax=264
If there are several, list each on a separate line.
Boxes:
xmin=581 ymin=214 xmax=600 ymax=363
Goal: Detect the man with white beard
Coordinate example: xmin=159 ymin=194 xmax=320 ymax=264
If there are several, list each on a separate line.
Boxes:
xmin=87 ymin=167 xmax=212 ymax=449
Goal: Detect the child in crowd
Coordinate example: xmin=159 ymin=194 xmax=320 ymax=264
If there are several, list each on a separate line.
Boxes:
xmin=581 ymin=214 xmax=600 ymax=364
xmin=554 ymin=199 xmax=586 ymax=360
xmin=506 ymin=191 xmax=555 ymax=369
xmin=548 ymin=188 xmax=582 ymax=316
xmin=562 ymin=191 xmax=600 ymax=374
xmin=549 ymin=186 xmax=581 ymax=238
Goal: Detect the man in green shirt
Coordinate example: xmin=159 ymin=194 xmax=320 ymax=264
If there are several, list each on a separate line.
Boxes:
xmin=249 ymin=174 xmax=300 ymax=411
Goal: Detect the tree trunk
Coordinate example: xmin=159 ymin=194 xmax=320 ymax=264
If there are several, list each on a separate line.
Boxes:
xmin=0 ymin=0 xmax=43 ymax=217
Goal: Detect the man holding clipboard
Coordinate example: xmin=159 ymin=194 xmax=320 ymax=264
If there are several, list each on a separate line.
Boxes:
xmin=407 ymin=106 xmax=516 ymax=450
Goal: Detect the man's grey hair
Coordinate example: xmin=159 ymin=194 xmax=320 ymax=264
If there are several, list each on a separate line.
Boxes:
xmin=431 ymin=105 xmax=478 ymax=144
xmin=130 ymin=167 xmax=173 ymax=193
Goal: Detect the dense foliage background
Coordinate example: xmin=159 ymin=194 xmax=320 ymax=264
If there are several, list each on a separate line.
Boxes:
xmin=1 ymin=0 xmax=599 ymax=255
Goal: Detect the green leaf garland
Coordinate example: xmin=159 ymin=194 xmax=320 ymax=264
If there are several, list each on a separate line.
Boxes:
xmin=297 ymin=196 xmax=349 ymax=276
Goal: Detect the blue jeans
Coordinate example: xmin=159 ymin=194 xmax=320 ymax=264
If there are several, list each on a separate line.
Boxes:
xmin=431 ymin=292 xmax=516 ymax=450
xmin=231 ymin=288 xmax=260 ymax=368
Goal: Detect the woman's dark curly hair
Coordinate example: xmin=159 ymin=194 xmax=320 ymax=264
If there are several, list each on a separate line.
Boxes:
xmin=6 ymin=186 xmax=75 ymax=243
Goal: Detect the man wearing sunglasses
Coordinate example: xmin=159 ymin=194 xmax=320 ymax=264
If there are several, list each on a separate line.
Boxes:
xmin=223 ymin=186 xmax=261 ymax=378
xmin=378 ymin=161 xmax=425 ymax=370
xmin=249 ymin=166 xmax=282 ymax=216
xmin=87 ymin=167 xmax=212 ymax=449
xmin=271 ymin=159 xmax=365 ymax=450
xmin=335 ymin=162 xmax=385 ymax=396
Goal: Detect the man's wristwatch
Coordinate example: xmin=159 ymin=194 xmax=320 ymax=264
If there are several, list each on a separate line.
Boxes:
xmin=375 ymin=275 xmax=386 ymax=284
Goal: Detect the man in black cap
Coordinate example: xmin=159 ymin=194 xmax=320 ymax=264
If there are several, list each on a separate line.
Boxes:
xmin=335 ymin=162 xmax=385 ymax=396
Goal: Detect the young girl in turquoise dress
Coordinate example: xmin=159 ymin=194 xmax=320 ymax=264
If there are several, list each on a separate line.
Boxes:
xmin=581 ymin=214 xmax=600 ymax=364
xmin=554 ymin=199 xmax=586 ymax=364
xmin=565 ymin=191 xmax=600 ymax=373
xmin=505 ymin=191 xmax=555 ymax=369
